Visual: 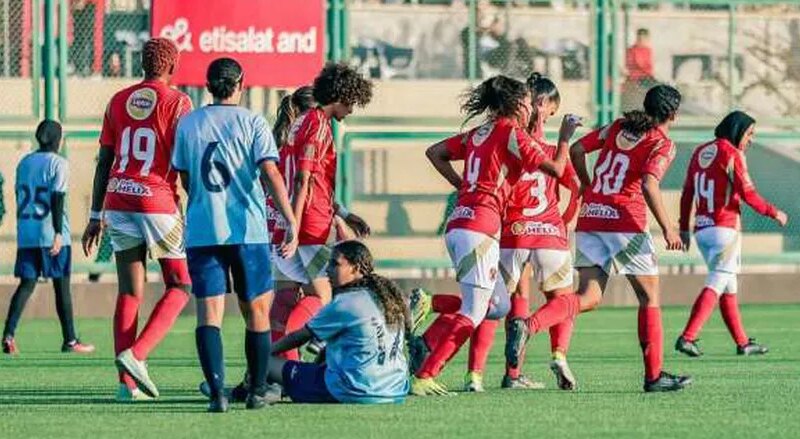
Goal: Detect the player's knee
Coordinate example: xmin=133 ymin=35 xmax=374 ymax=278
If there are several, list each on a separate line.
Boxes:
xmin=159 ymin=259 xmax=192 ymax=292
xmin=459 ymin=284 xmax=493 ymax=326
xmin=706 ymin=272 xmax=736 ymax=295
xmin=485 ymin=293 xmax=510 ymax=320
xmin=580 ymin=293 xmax=602 ymax=312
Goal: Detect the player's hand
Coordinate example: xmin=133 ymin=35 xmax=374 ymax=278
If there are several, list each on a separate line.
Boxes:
xmin=81 ymin=219 xmax=103 ymax=257
xmin=343 ymin=213 xmax=371 ymax=238
xmin=663 ymin=228 xmax=682 ymax=251
xmin=279 ymin=223 xmax=299 ymax=259
xmin=775 ymin=210 xmax=788 ymax=227
xmin=680 ymin=231 xmax=691 ymax=252
xmin=558 ymin=114 xmax=583 ymax=142
xmin=49 ymin=233 xmax=63 ymax=256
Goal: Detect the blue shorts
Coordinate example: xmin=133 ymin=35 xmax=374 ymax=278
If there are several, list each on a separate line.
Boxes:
xmin=186 ymin=244 xmax=274 ymax=301
xmin=282 ymin=361 xmax=339 ymax=404
xmin=14 ymin=246 xmax=72 ymax=279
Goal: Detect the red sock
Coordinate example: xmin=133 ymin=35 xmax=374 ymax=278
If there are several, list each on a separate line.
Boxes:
xmin=550 ymin=317 xmax=575 ymax=354
xmin=528 ymin=293 xmax=580 ymax=333
xmin=510 ymin=295 xmax=529 ymax=318
xmin=468 ymin=319 xmax=499 ymax=372
xmin=422 ymin=314 xmax=456 ymax=350
xmin=638 ymin=307 xmax=663 ymax=382
xmin=283 ymin=295 xmax=324 ymax=361
xmin=719 ymin=294 xmax=748 ymax=346
xmin=114 ymin=294 xmax=140 ymax=388
xmin=432 ymin=294 xmax=462 ymax=314
xmin=681 ymin=288 xmax=718 ymax=342
xmin=271 ymin=287 xmax=301 ymax=332
xmin=130 ymin=288 xmax=189 ymax=360
xmin=416 ymin=314 xmax=474 ymax=379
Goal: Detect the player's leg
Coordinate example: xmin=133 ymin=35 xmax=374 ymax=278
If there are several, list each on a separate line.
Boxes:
xmin=719 ymin=277 xmax=767 ymax=355
xmin=2 ymin=277 xmax=37 ymax=354
xmin=627 ymin=274 xmax=691 ymax=392
xmin=232 ymin=243 xmax=277 ymax=410
xmin=46 ymin=246 xmax=93 ymax=353
xmin=269 ymin=280 xmax=301 ymax=359
xmin=412 ymin=230 xmax=498 ymax=395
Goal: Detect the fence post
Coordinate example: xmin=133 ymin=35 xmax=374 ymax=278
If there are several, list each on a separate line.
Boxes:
xmin=43 ymin=0 xmax=56 ymax=120
xmin=609 ymin=0 xmax=620 ymax=120
xmin=31 ymin=0 xmax=41 ymax=118
xmin=467 ymin=0 xmax=477 ymax=82
xmin=727 ymin=3 xmax=737 ymax=110
xmin=58 ymin=0 xmax=67 ymax=123
xmin=594 ymin=0 xmax=609 ymax=126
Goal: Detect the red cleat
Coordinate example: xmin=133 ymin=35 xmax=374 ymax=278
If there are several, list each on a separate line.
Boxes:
xmin=2 ymin=336 xmax=18 ymax=355
xmin=62 ymin=340 xmax=96 ymax=354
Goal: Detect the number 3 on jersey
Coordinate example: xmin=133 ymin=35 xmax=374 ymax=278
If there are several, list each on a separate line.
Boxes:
xmin=118 ymin=126 xmax=156 ymax=176
xmin=593 ymin=151 xmax=629 ymax=195
xmin=522 ymin=171 xmax=547 ymax=216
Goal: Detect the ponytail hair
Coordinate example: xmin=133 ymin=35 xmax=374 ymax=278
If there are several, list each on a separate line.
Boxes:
xmin=461 ymin=75 xmax=529 ymax=126
xmin=526 ymin=71 xmax=560 ymax=129
xmin=621 ymin=84 xmax=681 ymax=136
xmin=273 ymin=86 xmax=315 ymax=146
xmin=332 ymin=241 xmax=411 ymax=329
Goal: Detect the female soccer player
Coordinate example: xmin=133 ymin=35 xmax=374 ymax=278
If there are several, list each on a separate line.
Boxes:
xmin=268 ymin=240 xmax=410 ymax=404
xmin=411 ymin=75 xmax=579 ymax=396
xmin=675 ymin=111 xmax=787 ymax=357
xmin=568 ymin=84 xmax=691 ymax=392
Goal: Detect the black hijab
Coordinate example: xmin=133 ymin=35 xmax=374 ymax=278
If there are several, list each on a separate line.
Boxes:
xmin=714 ymin=111 xmax=755 ymax=148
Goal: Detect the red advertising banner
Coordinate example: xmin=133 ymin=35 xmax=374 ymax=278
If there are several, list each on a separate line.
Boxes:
xmin=151 ymin=0 xmax=325 ymax=87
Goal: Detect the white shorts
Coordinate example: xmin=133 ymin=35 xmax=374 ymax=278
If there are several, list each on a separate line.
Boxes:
xmin=105 ymin=210 xmax=185 ymax=259
xmin=695 ymin=227 xmax=741 ymax=274
xmin=445 ymin=229 xmax=500 ymax=290
xmin=574 ymin=231 xmax=658 ymax=276
xmin=272 ymin=244 xmax=332 ymax=284
xmin=498 ymin=248 xmax=574 ymax=293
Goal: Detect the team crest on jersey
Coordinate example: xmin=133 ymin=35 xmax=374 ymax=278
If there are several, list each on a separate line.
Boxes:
xmin=448 ymin=206 xmax=476 ymax=222
xmin=698 ymin=143 xmax=718 ymax=169
xmin=510 ymin=221 xmax=560 ymax=236
xmin=107 ymin=178 xmax=153 ymax=197
xmin=616 ymin=130 xmax=642 ymax=151
xmin=126 ymin=88 xmax=157 ymax=121
xmin=471 ymin=123 xmax=493 ymax=146
xmin=579 ymin=202 xmax=620 ymax=220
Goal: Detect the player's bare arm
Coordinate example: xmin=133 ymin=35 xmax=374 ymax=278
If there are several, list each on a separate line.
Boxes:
xmin=272 ymin=327 xmax=313 ymax=354
xmin=261 ymin=160 xmax=298 ymax=258
xmin=81 ymin=147 xmax=115 ymax=256
xmin=292 ymin=154 xmax=313 ymax=233
xmin=425 ymin=141 xmax=462 ymax=190
xmin=539 ymin=114 xmax=582 ymax=178
xmin=332 ymin=201 xmax=371 ymax=237
xmin=569 ymin=142 xmax=592 ymax=188
xmin=642 ymin=174 xmax=681 ymax=250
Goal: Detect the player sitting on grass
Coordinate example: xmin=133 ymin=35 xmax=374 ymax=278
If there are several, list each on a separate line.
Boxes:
xmin=268 ymin=240 xmax=410 ymax=404
xmin=3 ymin=120 xmax=94 ymax=356
xmin=172 ymin=57 xmax=297 ymax=413
xmin=676 ymin=111 xmax=787 ymax=357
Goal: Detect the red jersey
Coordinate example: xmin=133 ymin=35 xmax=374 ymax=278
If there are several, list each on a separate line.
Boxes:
xmin=626 ymin=44 xmax=654 ymax=81
xmin=288 ymin=108 xmax=336 ymax=245
xmin=99 ymin=80 xmax=192 ymax=213
xmin=444 ymin=117 xmax=547 ymax=237
xmin=576 ymin=119 xmax=676 ymax=233
xmin=679 ymin=138 xmax=777 ymax=232
xmin=501 ymin=140 xmax=580 ymax=250
xmin=267 ymin=144 xmax=295 ymax=245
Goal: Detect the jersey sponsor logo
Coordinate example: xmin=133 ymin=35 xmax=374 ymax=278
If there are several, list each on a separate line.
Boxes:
xmin=510 ymin=220 xmax=561 ymax=237
xmin=471 ymin=122 xmax=493 ymax=146
xmin=447 ymin=205 xmax=476 ymax=222
xmin=695 ymin=215 xmax=715 ymax=228
xmin=698 ymin=143 xmax=717 ymax=169
xmin=107 ymin=177 xmax=153 ymax=197
xmin=126 ymin=88 xmax=157 ymax=121
xmin=579 ymin=202 xmax=620 ymax=220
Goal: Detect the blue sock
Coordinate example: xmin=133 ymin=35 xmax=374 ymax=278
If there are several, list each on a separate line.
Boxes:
xmin=196 ymin=326 xmax=225 ymax=397
xmin=245 ymin=330 xmax=271 ymax=394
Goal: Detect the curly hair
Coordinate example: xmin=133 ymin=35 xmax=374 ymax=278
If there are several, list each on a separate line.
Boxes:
xmin=621 ymin=84 xmax=681 ymax=136
xmin=273 ymin=86 xmax=315 ymax=146
xmin=206 ymin=57 xmax=243 ymax=100
xmin=462 ymin=75 xmax=529 ymax=126
xmin=142 ymin=38 xmax=178 ymax=79
xmin=332 ymin=240 xmax=410 ymax=329
xmin=312 ymin=63 xmax=373 ymax=107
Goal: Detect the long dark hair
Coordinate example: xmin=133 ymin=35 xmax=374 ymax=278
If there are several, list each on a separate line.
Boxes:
xmin=333 ymin=241 xmax=410 ymax=329
xmin=526 ymin=72 xmax=560 ymax=132
xmin=461 ymin=75 xmax=529 ymax=126
xmin=621 ymin=84 xmax=681 ymax=136
xmin=273 ymin=86 xmax=315 ymax=145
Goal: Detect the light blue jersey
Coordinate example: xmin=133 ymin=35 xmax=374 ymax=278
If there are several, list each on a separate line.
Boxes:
xmin=15 ymin=151 xmax=71 ymax=248
xmin=307 ymin=288 xmax=409 ymax=404
xmin=172 ymin=105 xmax=278 ymax=247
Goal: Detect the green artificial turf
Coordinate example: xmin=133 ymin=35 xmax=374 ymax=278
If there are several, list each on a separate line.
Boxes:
xmin=1 ymin=305 xmax=798 ymax=438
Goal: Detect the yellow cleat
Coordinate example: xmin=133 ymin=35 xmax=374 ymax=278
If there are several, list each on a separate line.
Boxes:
xmin=463 ymin=371 xmax=484 ymax=392
xmin=409 ymin=288 xmax=433 ymax=334
xmin=410 ymin=377 xmax=453 ymax=396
